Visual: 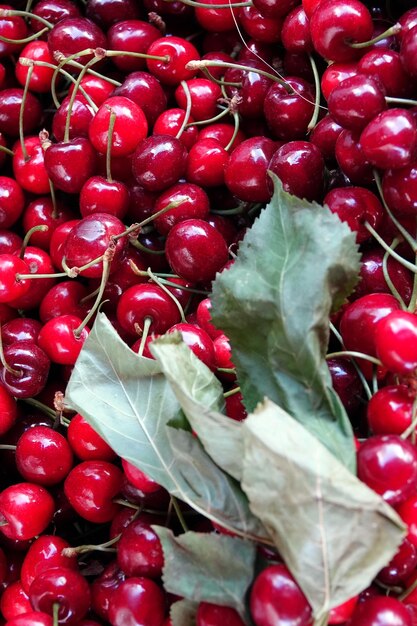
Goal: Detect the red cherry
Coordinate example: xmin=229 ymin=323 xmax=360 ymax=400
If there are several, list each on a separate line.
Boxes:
xmin=43 ymin=138 xmax=97 ymax=195
xmin=16 ymin=42 xmax=55 ymax=94
xmin=152 ymin=181 xmax=210 ymax=236
xmin=15 ymin=426 xmax=73 ymax=486
xmin=146 ymin=36 xmax=199 ymax=85
xmin=39 ymin=281 xmax=89 ymax=323
xmin=360 ymin=109 xmax=417 ymax=170
xmin=323 ymin=186 xmax=383 ymax=243
xmin=67 ymin=413 xmax=116 ymax=462
xmin=0 ymin=5 xmax=28 ymax=58
xmin=89 ymin=96 xmax=148 ymax=157
xmin=121 ymin=459 xmax=161 ymax=494
xmin=117 ymin=283 xmax=181 ymax=336
xmin=107 ymin=20 xmax=159 ymax=72
xmin=117 ymin=518 xmax=164 ymax=578
xmin=133 ymin=135 xmax=188 ymax=192
xmin=0 ymin=254 xmax=30 ymax=303
xmin=168 ymin=323 xmax=216 ymax=370
xmin=0 ymin=580 xmax=31 ymax=621
xmin=5 ymin=611 xmax=53 ymax=626
xmin=349 ymin=596 xmax=412 ymax=626
xmin=20 ymin=535 xmax=78 ymax=594
xmin=0 ymin=483 xmax=54 ymax=541
xmin=197 ymin=602 xmax=245 ymax=625
xmin=107 ymin=577 xmax=165 ymax=626
xmin=367 ymin=385 xmax=415 ymax=436
xmin=175 ymin=78 xmax=222 ymax=121
xmin=12 ymin=137 xmax=50 ymax=195
xmin=186 ymin=138 xmax=228 ymax=188
xmin=225 ymin=137 xmax=277 ymax=203
xmin=375 ymin=311 xmax=417 ymax=375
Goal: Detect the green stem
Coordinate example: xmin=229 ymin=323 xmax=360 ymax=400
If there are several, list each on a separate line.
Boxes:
xmin=0 ymin=27 xmax=49 ymax=44
xmin=137 ymin=317 xmax=152 ymax=357
xmin=225 ymin=111 xmax=240 ymax=152
xmin=382 ymin=239 xmax=406 ymax=309
xmin=0 ymin=9 xmax=52 ymax=28
xmin=307 ymin=54 xmax=321 ymax=131
xmin=176 ymin=80 xmax=192 ymax=139
xmin=106 ymin=109 xmax=117 ymax=183
xmin=22 ymin=397 xmax=57 ymax=420
xmin=147 ymin=268 xmax=186 ymax=322
xmin=364 ymin=222 xmax=417 ymax=274
xmin=165 ymin=0 xmax=251 ymax=5
xmin=408 ymin=249 xmax=417 ymax=313
xmin=349 ymin=23 xmax=400 ymax=48
xmin=19 ymin=64 xmax=34 ymax=161
xmin=329 ymin=321 xmax=372 ymax=400
xmin=326 ymin=350 xmax=382 ymax=365
xmin=186 ymin=105 xmax=231 ymax=127
xmin=373 ymin=169 xmax=417 ymax=251
xmin=224 ymin=386 xmax=241 ymax=398
xmin=186 ymin=59 xmax=292 ymax=92
xmin=73 ymin=252 xmax=112 ymax=337
xmin=171 ymin=496 xmax=189 ymax=532
xmin=0 ymin=145 xmax=14 ymax=157
xmin=19 ymin=225 xmax=48 ymax=259
xmin=386 ymin=96 xmax=417 ymax=107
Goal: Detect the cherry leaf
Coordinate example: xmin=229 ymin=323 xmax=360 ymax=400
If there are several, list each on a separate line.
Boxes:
xmin=150 ymin=333 xmax=245 ymax=482
xmin=211 ymin=174 xmax=361 ymax=471
xmin=170 ymin=600 xmax=198 ymax=626
xmin=241 ymin=399 xmax=406 ymax=620
xmin=64 ymin=312 xmax=262 ymax=538
xmin=153 ymin=526 xmax=255 ymax=622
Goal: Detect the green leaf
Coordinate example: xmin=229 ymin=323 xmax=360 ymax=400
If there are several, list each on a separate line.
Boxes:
xmin=170 ymin=600 xmax=198 ymax=626
xmin=64 ymin=313 xmax=264 ymax=539
xmin=211 ymin=175 xmax=361 ymax=471
xmin=153 ymin=526 xmax=256 ymax=621
xmin=150 ymin=334 xmax=245 ymax=482
xmin=240 ymin=399 xmax=406 ymax=620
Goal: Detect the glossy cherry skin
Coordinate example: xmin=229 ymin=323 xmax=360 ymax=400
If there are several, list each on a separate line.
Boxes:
xmin=335 ymin=128 xmax=374 ymax=185
xmin=133 ymin=135 xmax=188 ymax=193
xmin=67 ymin=74 xmax=114 ymax=107
xmin=122 ymin=459 xmax=161 ymax=494
xmin=281 ymin=6 xmax=312 ymax=53
xmin=225 ymin=137 xmax=277 ymax=203
xmin=16 ymin=41 xmax=55 ymax=94
xmin=166 ymin=219 xmax=229 ymax=284
xmin=264 ymin=77 xmax=315 ymax=141
xmin=0 ymin=89 xmax=42 ymax=138
xmin=239 ymin=6 xmax=283 ymax=44
xmin=382 ymin=163 xmax=417 ymax=216
xmin=47 ymin=17 xmax=107 ymax=67
xmin=197 ymin=602 xmax=245 ymax=626
xmin=117 ymin=519 xmax=163 ymax=578
xmin=186 ymin=138 xmax=228 ymax=188
xmin=64 ymin=460 xmax=123 ymax=524
xmin=0 ymin=230 xmax=22 ymax=255
xmin=168 ymin=323 xmax=216 ymax=370
xmin=378 ymin=538 xmax=417 ymax=586
xmin=353 ymin=248 xmax=413 ymax=304
xmin=44 ymin=138 xmax=97 ymax=194
xmin=107 ymin=577 xmax=165 ymax=626
xmin=328 ymin=74 xmax=386 ymax=133
xmin=9 ymin=246 xmax=56 ymax=311
xmin=175 ymin=78 xmax=222 ymax=122
xmin=146 ymin=36 xmax=199 ymax=85
xmin=339 ymin=293 xmax=401 ymax=379
xmin=401 ymin=25 xmax=417 ymax=78
xmin=375 ymin=311 xmax=417 ymax=375
xmin=117 ymin=283 xmax=181 ymax=335
xmin=367 ymin=385 xmax=415 ymax=436
xmin=153 ymin=108 xmax=199 ymax=150
xmin=360 ymin=109 xmax=417 ymax=170
xmin=20 ymin=535 xmax=78 ymax=594
xmin=107 ymin=20 xmax=159 ymax=72
xmin=67 ymin=413 xmax=116 ymax=462
xmin=309 ymin=116 xmax=343 ymax=163
xmin=152 ymin=181 xmax=210 ymax=236
xmin=38 ymin=315 xmax=89 ymax=366
xmin=328 ymin=597 xmax=358 ymax=624
xmin=357 ymin=49 xmax=410 ymax=98
xmin=52 ymin=95 xmax=95 ymax=142
xmin=309 ymin=0 xmax=373 ymax=62
xmin=0 ymin=385 xmax=17 ymax=437
xmin=327 ymin=358 xmax=363 ymax=419
xmin=0 ymin=177 xmax=25 ymax=229
xmin=0 ymin=341 xmax=50 ymax=399
xmin=357 ymin=435 xmax=417 ymax=505
xmin=12 ymin=137 xmax=50 ymax=195
xmin=250 ymin=564 xmax=312 ymax=626
xmin=91 ymin=561 xmax=126 ymax=622
xmin=199 ymin=123 xmax=245 ymax=151
xmin=39 ymin=281 xmax=88 ymax=323
xmin=0 ymin=255 xmax=30 ymax=303
xmin=0 ymin=483 xmax=54 ymax=541
xmin=2 ymin=319 xmax=41 ymax=348
xmin=0 ymin=580 xmax=31 ymax=620
xmin=22 ymin=196 xmax=74 ymax=251
xmin=196 ymin=298 xmax=223 ymax=340
xmin=348 ymin=596 xmax=412 ymax=626
xmin=15 ymin=426 xmax=73 ymax=486
xmin=195 ymin=0 xmax=239 ymax=31
xmin=113 ymin=72 xmax=167 ymax=129
xmin=321 ymin=62 xmax=358 ymax=101
xmin=89 ymin=96 xmax=148 ymax=158
xmin=5 ymin=611 xmax=53 ymax=626
xmin=86 ymin=0 xmax=140 ymax=27
xmin=63 ymin=213 xmax=127 ymax=279
xmin=0 ymin=4 xmax=28 ymax=57
xmin=29 ymin=566 xmax=91 ymax=625
xmin=269 ymin=141 xmax=325 ymax=202
xmin=324 ymin=187 xmax=383 ymax=243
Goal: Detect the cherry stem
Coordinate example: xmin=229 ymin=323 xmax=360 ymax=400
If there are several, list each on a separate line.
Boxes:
xmin=62 ymin=533 xmax=121 ymax=557
xmin=385 ymin=96 xmax=417 ymax=107
xmin=0 ymin=445 xmax=16 ymax=451
xmin=52 ymin=603 xmax=59 ymax=626
xmin=130 ymin=264 xmax=209 ymax=295
xmin=147 ymin=267 xmax=186 ymax=322
xmin=105 ymin=49 xmax=169 ymax=63
xmin=0 ymin=520 xmax=8 ymax=527
xmin=0 ymin=27 xmax=49 ymax=44
xmin=307 ymin=54 xmax=322 ymax=132
xmin=59 ymin=57 xmax=121 ymax=86
xmin=349 ymin=23 xmax=401 ymax=48
xmin=186 ymin=59 xmax=293 ymax=92
xmin=106 ymin=109 xmax=117 ymax=183
xmin=25 ymin=0 xmax=34 ymax=11
xmin=217 ymin=367 xmax=236 ymax=374
xmin=0 ymin=9 xmax=53 ymax=29
xmin=0 ymin=145 xmax=14 ymax=157
xmin=382 ymin=238 xmax=407 ymax=310
xmin=49 ymin=179 xmax=58 ymax=219
xmin=329 ymin=321 xmax=372 ymax=400
xmin=73 ymin=248 xmax=113 ymax=338
xmin=399 ymin=571 xmax=417 ymax=601
xmin=0 ymin=329 xmax=22 ymax=378
xmin=22 ymin=397 xmax=57 ymax=420
xmin=20 ymin=225 xmax=48 ymax=259
xmin=113 ymin=498 xmax=143 ymax=510
xmin=130 ymin=238 xmax=166 ymax=255
xmin=19 ymin=63 xmax=34 ymax=162
xmin=186 ymin=105 xmax=231 ymax=127
xmin=326 ymin=350 xmax=382 ymax=365
xmin=224 ymin=386 xmax=240 ymax=398
xmin=400 ymin=395 xmax=417 ymax=441
xmin=51 ymin=48 xmax=97 ymax=116
xmin=137 ymin=316 xmax=152 ymax=357
xmin=171 ymin=496 xmax=189 ymax=532
xmin=225 ymin=111 xmax=240 ymax=152
xmin=364 ymin=221 xmax=417 ymax=274
xmin=176 ymin=80 xmax=192 ymax=139
xmin=408 ymin=248 xmax=417 ymax=314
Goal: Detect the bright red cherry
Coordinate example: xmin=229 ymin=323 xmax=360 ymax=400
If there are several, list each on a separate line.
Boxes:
xmin=0 ymin=483 xmax=54 ymax=541
xmin=107 ymin=577 xmax=165 ymax=626
xmin=328 ymin=596 xmax=358 ymax=624
xmin=12 ymin=137 xmax=50 ymax=195
xmin=168 ymin=323 xmax=216 ymax=370
xmin=321 ymin=62 xmax=358 ymax=101
xmin=47 ymin=17 xmax=107 ymax=67
xmin=375 ymin=311 xmax=417 ymax=375
xmin=44 ymin=138 xmax=97 ymax=194
xmin=328 ymin=74 xmax=386 ymax=132
xmin=360 ymin=109 xmax=417 ymax=170
xmin=89 ymin=96 xmax=148 ymax=157
xmin=349 ymin=596 xmax=412 ymax=626
xmin=117 ymin=518 xmax=164 ymax=578
xmin=5 ymin=611 xmax=53 ymax=626
xmin=152 ymin=181 xmax=210 ymax=236
xmin=15 ymin=426 xmax=73 ymax=486
xmin=225 ymin=137 xmax=277 ymax=203
xmin=0 ymin=254 xmax=30 ymax=303
xmin=16 ymin=41 xmax=55 ymax=93
xmin=186 ymin=138 xmax=228 ymax=188
xmin=175 ymin=78 xmax=222 ymax=121
xmin=0 ymin=89 xmax=41 ymax=138
xmin=146 ymin=36 xmax=199 ymax=85
xmin=39 ymin=281 xmax=88 ymax=323
xmin=153 ymin=108 xmax=199 ymax=150
xmin=323 ymin=187 xmax=383 ymax=243
xmin=0 ymin=4 xmax=28 ymax=57
xmin=0 ymin=177 xmax=25 ymax=229
xmin=264 ymin=77 xmax=315 ymax=140
xmin=367 ymin=385 xmax=415 ymax=436
xmin=68 ymin=413 xmax=116 ymax=462
xmin=37 ymin=314 xmax=89 ymax=365
xmin=121 ymin=459 xmax=161 ymax=494
xmin=117 ymin=283 xmax=182 ymax=336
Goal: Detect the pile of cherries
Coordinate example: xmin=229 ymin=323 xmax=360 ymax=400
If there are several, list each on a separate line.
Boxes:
xmin=2 ymin=0 xmax=417 ymax=624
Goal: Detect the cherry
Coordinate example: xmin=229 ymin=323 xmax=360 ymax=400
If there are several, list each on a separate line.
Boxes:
xmin=64 ymin=460 xmax=123 ymax=523
xmin=0 ymin=89 xmax=42 ymax=137
xmin=375 ymin=311 xmax=417 ymax=375
xmin=31 ymin=1 xmax=81 ymax=35
xmin=117 ymin=518 xmax=163 ymax=579
xmin=198 ymin=123 xmax=245 ymax=151
xmin=400 ymin=25 xmax=417 ymax=78
xmin=196 ymin=298 xmax=223 ymax=340
xmin=38 ymin=314 xmax=89 ymax=365
xmin=67 ymin=74 xmax=114 ymax=107
xmin=114 ymin=71 xmax=168 ymax=128
xmin=323 ymin=186 xmax=383 ymax=243
xmin=0 ymin=483 xmax=54 ymax=541
xmin=250 ymin=564 xmax=312 ymax=626
xmin=0 ymin=4 xmax=28 ymax=58
xmin=39 ymin=281 xmax=88 ymax=323
xmin=0 ymin=177 xmax=25 ymax=230
xmin=4 ymin=611 xmax=53 ymax=626
xmin=2 ymin=318 xmax=42 ymax=346
xmin=0 ymin=255 xmax=30 ymax=303
xmin=67 ymin=413 xmax=116 ymax=462
xmin=44 ymin=137 xmax=97 ymax=195
xmin=367 ymin=385 xmax=415 ymax=436
xmin=29 ymin=566 xmax=91 ymax=624
xmin=0 ymin=385 xmax=17 ymax=437
xmin=107 ymin=21 xmax=159 ymax=72
xmin=52 ymin=95 xmax=95 ymax=142
xmin=107 ymin=577 xmax=165 ymax=626
xmin=309 ymin=0 xmax=374 ymax=62
xmin=153 ymin=108 xmax=199 ymax=150
xmin=166 ymin=219 xmax=229 ymax=284
xmin=89 ymin=96 xmax=148 ymax=158
xmin=168 ymin=323 xmax=216 ymax=370
xmin=12 ymin=137 xmax=50 ymax=195
xmin=86 ymin=0 xmax=139 ymax=28
xmin=22 ymin=197 xmax=74 ymax=251
xmin=197 ymin=602 xmax=245 ymax=626
xmin=117 ymin=283 xmax=181 ymax=336
xmin=49 ymin=219 xmax=80 ymax=271
xmin=309 ymin=115 xmax=344 ymax=163
xmin=378 ymin=538 xmax=417 ymax=586
xmin=269 ymin=141 xmax=325 ymax=202
xmin=20 ymin=535 xmax=78 ymax=594
xmin=335 ymin=128 xmax=374 ymax=185
xmin=239 ymin=6 xmax=283 ymax=44
xmin=0 ymin=341 xmax=50 ymax=399
xmin=349 ymin=596 xmax=412 ymax=626
xmin=132 ymin=135 xmax=188 ymax=192
xmin=175 ymin=78 xmax=222 ymax=122
xmin=16 ymin=42 xmax=55 ymax=94
xmin=382 ymin=163 xmax=417 ymax=216
xmin=121 ymin=459 xmax=161 ymax=494
xmin=353 ymin=247 xmax=413 ymax=304
xmin=328 ymin=596 xmax=358 ymax=624
xmin=360 ymin=108 xmax=417 ymax=170
xmin=357 ymin=49 xmax=410 ymax=97
xmin=328 ymin=74 xmax=386 ymax=132
xmin=47 ymin=17 xmax=107 ymax=67
xmin=321 ymin=62 xmax=358 ymax=101
xmin=263 ymin=77 xmax=315 ymax=141
xmin=10 ymin=246 xmax=57 ymax=311
xmin=0 ymin=230 xmax=22 ymax=255
xmin=282 ymin=6 xmax=313 ymax=53
xmin=15 ymin=426 xmax=73 ymax=486
xmin=186 ymin=138 xmax=228 ymax=188
xmin=146 ymin=36 xmax=199 ymax=85
xmin=224 ymin=137 xmax=277 ymax=203
xmin=63 ymin=213 xmax=127 ymax=279
xmin=357 ymin=435 xmax=417 ymax=505
xmin=153 ymin=181 xmax=209 ymax=236
xmin=195 ymin=0 xmax=239 ymax=32
xmin=0 ymin=580 xmax=31 ymax=620
xmin=327 ymin=358 xmax=363 ymax=419
xmin=225 ymin=390 xmax=248 ymax=422
xmin=90 ymin=561 xmax=126 ymax=622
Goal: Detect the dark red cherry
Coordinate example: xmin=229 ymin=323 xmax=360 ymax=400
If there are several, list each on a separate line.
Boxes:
xmin=0 ymin=230 xmax=22 ymax=255
xmin=0 ymin=4 xmax=28 ymax=58
xmin=44 ymin=138 xmax=97 ymax=194
xmin=328 ymin=74 xmax=386 ymax=132
xmin=269 ymin=141 xmax=325 ymax=202
xmin=47 ymin=17 xmax=107 ymax=67
xmin=309 ymin=115 xmax=344 ymax=163
xmin=323 ymin=186 xmax=383 ymax=243
xmin=39 ymin=281 xmax=88 ymax=323
xmin=0 ymin=177 xmax=25 ymax=229
xmin=113 ymin=71 xmax=167 ymax=127
xmin=67 ymin=413 xmax=116 ymax=462
xmin=22 ymin=196 xmax=74 ymax=251
xmin=281 ymin=6 xmax=313 ymax=53
xmin=168 ymin=323 xmax=216 ymax=370
xmin=80 ymin=177 xmax=129 ymax=220
xmin=132 ymin=135 xmax=188 ymax=193
xmin=86 ymin=0 xmax=140 ymax=28
xmin=107 ymin=21 xmax=159 ymax=72
xmin=166 ymin=219 xmax=229 ymax=284
xmin=378 ymin=538 xmax=417 ymax=586
xmin=357 ymin=49 xmax=410 ymax=97
xmin=263 ymin=77 xmax=315 ymax=141
xmin=20 ymin=535 xmax=78 ymax=594
xmin=250 ymin=564 xmax=312 ymax=626
xmin=146 ymin=36 xmax=199 ymax=85
xmin=0 ymin=89 xmax=42 ymax=137
xmin=0 ymin=385 xmax=17 ymax=437
xmin=327 ymin=358 xmax=363 ymax=419
xmin=153 ymin=108 xmax=199 ymax=150
xmin=367 ymin=385 xmax=415 ymax=436
xmin=349 ymin=596 xmax=412 ymax=626
xmin=0 ymin=483 xmax=54 ymax=541
xmin=107 ymin=577 xmax=165 ymax=626
xmin=117 ymin=519 xmax=163 ymax=578
xmin=321 ymin=62 xmax=358 ymax=101
xmin=152 ymin=181 xmax=210 ymax=235
xmin=2 ymin=318 xmax=41 ymax=346
xmin=0 ymin=341 xmax=50 ymax=399
xmin=400 ymin=25 xmax=417 ymax=78
xmin=225 ymin=137 xmax=277 ymax=203
xmin=31 ymin=0 xmax=81 ymax=35
xmin=360 ymin=109 xmax=417 ymax=170
xmin=335 ymin=128 xmax=374 ymax=185
xmin=375 ymin=311 xmax=417 ymax=375
xmin=5 ymin=611 xmax=53 ymax=626
xmin=353 ymin=247 xmax=413 ymax=304
xmin=29 ymin=566 xmax=91 ymax=624
xmin=382 ymin=162 xmax=417 ymax=216
xmin=117 ymin=283 xmax=181 ymax=335
xmin=239 ymin=6 xmax=283 ymax=44
xmin=197 ymin=602 xmax=245 ymax=626
xmin=52 ymin=95 xmax=95 ymax=142
xmin=121 ymin=459 xmax=161 ymax=494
